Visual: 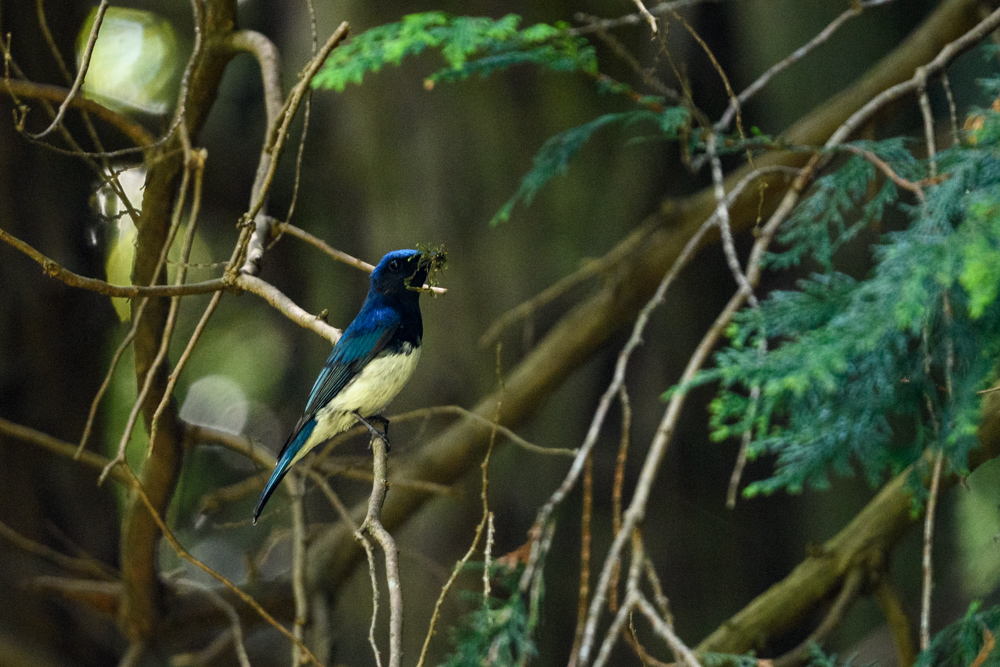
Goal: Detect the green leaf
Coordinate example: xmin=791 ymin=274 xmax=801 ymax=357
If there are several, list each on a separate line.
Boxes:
xmin=491 ymin=108 xmax=688 ymax=225
xmin=312 ymin=12 xmax=595 ymax=92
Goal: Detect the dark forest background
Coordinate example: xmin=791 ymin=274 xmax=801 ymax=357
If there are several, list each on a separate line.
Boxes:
xmin=2 ymin=1 xmax=999 ymax=666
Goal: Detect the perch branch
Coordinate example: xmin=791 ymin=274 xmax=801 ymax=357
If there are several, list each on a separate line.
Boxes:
xmin=356 ymin=435 xmax=403 ymax=667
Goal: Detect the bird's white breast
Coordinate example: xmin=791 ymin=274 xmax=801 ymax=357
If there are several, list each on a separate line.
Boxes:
xmin=300 ymin=342 xmax=421 ymax=457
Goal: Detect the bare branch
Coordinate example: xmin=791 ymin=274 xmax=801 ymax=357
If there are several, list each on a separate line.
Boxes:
xmin=920 ymin=449 xmax=945 ymax=650
xmin=357 ymin=436 xmax=403 ymax=667
xmin=273 ymin=223 xmax=448 ymax=294
xmin=126 ymin=473 xmax=324 ymax=667
xmin=839 ymin=143 xmax=926 ymax=201
xmin=917 ymin=66 xmax=938 ymax=177
xmin=1 ymin=78 xmax=154 ymax=146
xmin=569 ymin=0 xmax=724 ymax=36
xmin=29 ymin=0 xmax=109 ymax=139
xmin=305 ymin=0 xmax=990 ymax=621
xmin=0 ymin=227 xmax=226 ymax=298
xmin=717 ymin=0 xmax=899 ymax=131
xmin=0 ymin=416 xmax=132 ymax=488
xmin=635 ymin=596 xmax=703 ymax=667
xmin=826 ymin=5 xmax=1000 ymax=148
xmin=235 ymin=274 xmax=341 ymax=344
xmin=0 ymin=519 xmax=117 ymax=581
xmin=290 ymin=474 xmax=310 ymax=667
xmin=175 ymin=579 xmax=252 ymax=667
xmin=359 ymin=534 xmax=384 ymax=667
xmin=238 ymin=22 xmax=349 ymax=276
xmin=631 ymin=0 xmax=658 ymax=33
xmin=227 ymin=30 xmax=284 ymax=128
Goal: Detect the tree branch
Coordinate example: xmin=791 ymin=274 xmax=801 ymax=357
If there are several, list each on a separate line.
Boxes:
xmin=117 ymin=0 xmax=240 ymax=643
xmin=696 ymin=387 xmax=1000 ymax=655
xmin=0 ymin=78 xmax=155 ymax=146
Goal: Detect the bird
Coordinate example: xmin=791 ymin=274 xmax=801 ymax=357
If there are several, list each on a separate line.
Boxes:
xmin=253 ymin=249 xmax=430 ymax=523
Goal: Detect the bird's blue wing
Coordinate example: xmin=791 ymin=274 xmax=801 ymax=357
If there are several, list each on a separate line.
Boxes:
xmin=303 ymin=314 xmax=400 ymax=417
xmin=254 ymin=305 xmax=400 ymax=523
xmin=275 ymin=307 xmax=400 ymax=461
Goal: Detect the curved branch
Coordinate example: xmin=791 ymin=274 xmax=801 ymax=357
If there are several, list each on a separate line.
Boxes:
xmin=0 ymin=227 xmax=227 ymax=297
xmin=1 ymin=79 xmax=155 ymax=147
xmin=235 ymin=274 xmax=341 ymax=344
xmin=226 ymin=30 xmax=283 ymax=129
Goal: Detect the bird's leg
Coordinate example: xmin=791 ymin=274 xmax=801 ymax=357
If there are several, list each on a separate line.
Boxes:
xmin=353 ymin=411 xmax=391 ymax=451
xmin=369 ymin=414 xmax=389 ymax=439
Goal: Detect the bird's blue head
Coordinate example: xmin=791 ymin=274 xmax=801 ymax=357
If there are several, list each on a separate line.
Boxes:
xmin=370 ymin=249 xmax=428 ymax=300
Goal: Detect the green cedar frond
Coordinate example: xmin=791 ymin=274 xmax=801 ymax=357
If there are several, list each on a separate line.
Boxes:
xmin=915 ymin=601 xmax=1000 ymax=667
xmin=490 ymin=107 xmax=688 ymax=225
xmin=705 ymin=125 xmax=1000 ymax=499
xmin=439 ymin=564 xmax=539 ymax=667
xmin=311 ymin=13 xmax=595 ymax=92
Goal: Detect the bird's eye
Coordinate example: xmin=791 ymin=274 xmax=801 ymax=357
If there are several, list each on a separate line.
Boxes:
xmin=389 ymin=259 xmax=401 ymax=271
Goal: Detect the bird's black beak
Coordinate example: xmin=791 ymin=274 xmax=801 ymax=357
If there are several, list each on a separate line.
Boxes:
xmin=405 ymin=247 xmax=446 ymax=293
xmin=406 ymin=253 xmax=431 ymax=291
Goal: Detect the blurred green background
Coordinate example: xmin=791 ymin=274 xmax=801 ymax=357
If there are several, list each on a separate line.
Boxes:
xmin=1 ymin=1 xmax=998 ymax=665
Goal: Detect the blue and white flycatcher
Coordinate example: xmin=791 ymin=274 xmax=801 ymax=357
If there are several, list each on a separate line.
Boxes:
xmin=253 ymin=249 xmax=429 ymax=523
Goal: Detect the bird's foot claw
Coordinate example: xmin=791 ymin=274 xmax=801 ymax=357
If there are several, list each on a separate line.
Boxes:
xmin=354 ymin=412 xmax=392 ymax=452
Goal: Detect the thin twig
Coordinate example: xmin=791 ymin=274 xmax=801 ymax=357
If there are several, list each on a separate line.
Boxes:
xmin=839 ymin=143 xmax=926 ymax=202
xmin=148 ymin=148 xmax=208 ymax=451
xmin=29 ymin=0 xmax=109 ymax=139
xmin=1 ymin=78 xmax=154 ymax=146
xmin=0 ymin=519 xmax=117 ymax=581
xmin=917 ymin=67 xmax=938 ymax=178
xmin=520 ymin=163 xmax=797 ymax=598
xmin=307 ymin=469 xmax=360 ymax=531
xmin=276 ymin=223 xmax=448 ymax=293
xmin=592 ymin=550 xmax=643 ymax=667
xmin=416 ymin=345 xmax=505 ymax=667
xmin=290 ymin=473 xmax=309 ymax=667
xmin=578 ymin=157 xmax=820 ymax=666
xmin=276 ymin=223 xmax=374 ymax=271
xmin=102 ymin=147 xmax=197 ymax=483
xmin=717 ymin=0 xmax=899 ymax=132
xmin=0 ymin=227 xmax=226 ymax=298
xmin=175 ymin=579 xmax=252 ymax=667
xmin=568 ymin=453 xmax=594 ymax=666
xmin=359 ymin=534 xmax=384 ymax=667
xmin=237 ymin=22 xmax=349 ymax=276
xmin=827 ymin=6 xmax=1000 ymax=149
xmin=235 ymin=274 xmax=341 ymax=344
xmin=941 ymin=71 xmax=960 ymax=147
xmin=631 ymin=0 xmax=659 ymax=33
xmin=568 ymin=0 xmax=725 ymax=36
xmin=128 ymin=471 xmax=324 ymax=667
xmin=921 ymin=449 xmax=945 ymax=650
xmin=607 ymin=385 xmax=632 ymax=612
xmin=0 ymin=416 xmax=132 ymax=488
xmin=480 ymin=225 xmax=650 ymax=346
xmin=151 ymin=289 xmax=223 ymax=443
xmin=76 ymin=317 xmax=140 ymax=457
xmin=357 ymin=434 xmax=403 ymax=667
xmin=635 ymin=596 xmax=704 ymax=667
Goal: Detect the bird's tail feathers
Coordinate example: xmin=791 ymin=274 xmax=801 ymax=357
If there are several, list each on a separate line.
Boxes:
xmin=253 ymin=419 xmax=316 ymax=524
